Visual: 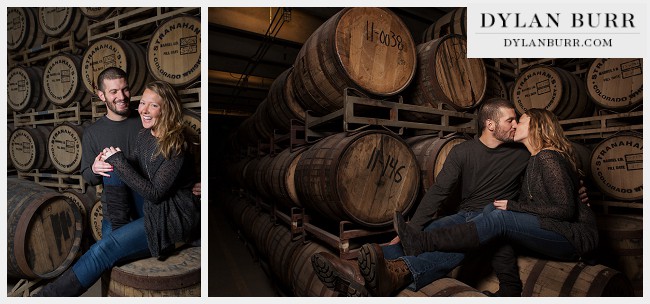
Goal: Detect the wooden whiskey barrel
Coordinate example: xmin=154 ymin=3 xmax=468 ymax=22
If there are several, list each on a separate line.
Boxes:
xmin=422 ymin=7 xmax=467 ymax=42
xmin=9 ymin=126 xmax=54 ymax=172
xmin=43 ymin=53 xmax=90 ymax=108
xmin=37 ymin=7 xmax=87 ymax=42
xmin=252 ymin=99 xmax=275 ymax=143
xmin=147 ymin=15 xmax=201 ymax=87
xmin=397 ymin=278 xmax=486 ymax=297
xmin=61 ymin=189 xmax=96 ymax=230
xmin=89 ymin=200 xmax=103 ymax=241
xmin=79 ymin=7 xmax=116 ymax=19
xmin=251 ymin=213 xmax=274 ymax=258
xmin=596 ymin=215 xmax=643 ymax=296
xmin=295 ymin=130 xmax=419 ymax=227
xmin=484 ymin=71 xmax=509 ymax=100
xmin=81 ymin=38 xmax=149 ymax=95
xmin=182 ymin=109 xmax=201 ymax=175
xmin=290 ymin=241 xmax=337 ymax=297
xmin=265 ymin=147 xmax=307 ymax=209
xmin=406 ymin=134 xmax=468 ymax=193
xmin=253 ymin=154 xmax=274 ymax=200
xmin=512 ymin=66 xmax=590 ymax=120
xmin=407 ymin=35 xmax=486 ymax=112
xmin=62 ymin=189 xmax=98 ymax=251
xmin=586 ymin=58 xmax=643 ymax=110
xmin=7 ymin=178 xmax=82 ymax=279
xmin=8 ymin=124 xmax=15 ymax=170
xmin=7 ymin=7 xmax=47 ymax=52
xmin=242 ymin=157 xmax=261 ymax=193
xmin=266 ymin=67 xmax=306 ymax=132
xmin=47 ymin=122 xmax=89 ymax=173
xmin=266 ymin=224 xmax=302 ymax=289
xmin=474 ymin=256 xmax=634 ymax=296
xmin=240 ymin=203 xmax=259 ymax=240
xmin=589 ymin=132 xmax=642 ymax=201
xmin=8 ymin=66 xmax=49 ymax=113
xmin=292 ymin=7 xmax=417 ymax=116
xmin=102 ymin=246 xmax=201 ymax=296
xmin=236 ymin=116 xmax=259 ymax=147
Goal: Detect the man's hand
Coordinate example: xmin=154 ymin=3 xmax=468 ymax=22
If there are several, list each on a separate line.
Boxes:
xmin=192 ymin=182 xmax=201 ymax=197
xmin=493 ymin=199 xmax=508 ymax=210
xmin=92 ymin=153 xmax=113 ymax=177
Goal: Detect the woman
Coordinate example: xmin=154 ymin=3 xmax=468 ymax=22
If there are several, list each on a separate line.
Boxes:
xmin=34 ymin=81 xmax=200 ymax=296
xmin=395 ymin=108 xmax=598 ymax=263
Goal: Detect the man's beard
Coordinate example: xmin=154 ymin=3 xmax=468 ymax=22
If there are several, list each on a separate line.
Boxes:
xmin=494 ymin=124 xmax=514 ymax=143
xmin=105 ymin=99 xmax=130 ymax=116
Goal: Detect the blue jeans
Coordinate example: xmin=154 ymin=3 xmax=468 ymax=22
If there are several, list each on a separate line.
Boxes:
xmin=382 ymin=210 xmax=482 ymax=290
xmin=472 ymin=204 xmax=578 ymax=261
xmin=72 ymin=174 xmax=149 ymax=288
xmin=72 ymin=218 xmax=151 ymax=288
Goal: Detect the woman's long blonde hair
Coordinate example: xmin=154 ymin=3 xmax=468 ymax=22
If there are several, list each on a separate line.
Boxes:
xmin=525 ymin=108 xmax=577 ymax=173
xmin=146 ymin=81 xmax=185 ymax=159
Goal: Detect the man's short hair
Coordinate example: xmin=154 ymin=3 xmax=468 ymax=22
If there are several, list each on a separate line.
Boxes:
xmin=477 ymin=98 xmax=515 ymax=132
xmin=96 ymin=67 xmax=128 ymax=92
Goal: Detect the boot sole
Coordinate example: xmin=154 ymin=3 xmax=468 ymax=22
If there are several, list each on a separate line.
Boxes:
xmin=358 ymin=244 xmax=379 ymax=295
xmin=311 ymin=253 xmax=368 ymax=297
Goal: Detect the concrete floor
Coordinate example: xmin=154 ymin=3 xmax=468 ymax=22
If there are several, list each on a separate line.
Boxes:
xmin=208 ymin=198 xmax=277 ymax=296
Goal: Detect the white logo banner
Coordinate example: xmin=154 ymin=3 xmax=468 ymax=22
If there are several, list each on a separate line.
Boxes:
xmin=467 ymin=4 xmax=646 ymax=58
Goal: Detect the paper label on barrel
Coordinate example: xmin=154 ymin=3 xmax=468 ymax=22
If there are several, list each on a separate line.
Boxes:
xmin=45 ymin=55 xmax=80 ymax=105
xmin=587 ymin=58 xmax=643 ymax=108
xmin=591 ymin=135 xmax=643 ymax=200
xmin=7 ymin=8 xmax=27 ymax=50
xmin=82 ymin=40 xmax=128 ymax=93
xmin=512 ymin=67 xmax=561 ymax=115
xmin=148 ymin=16 xmax=201 ymax=86
xmin=48 ymin=125 xmax=82 ymax=173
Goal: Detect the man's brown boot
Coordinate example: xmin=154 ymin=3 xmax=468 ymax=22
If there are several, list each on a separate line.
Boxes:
xmin=358 ymin=243 xmax=412 ymax=296
xmin=311 ymin=252 xmax=369 ymax=296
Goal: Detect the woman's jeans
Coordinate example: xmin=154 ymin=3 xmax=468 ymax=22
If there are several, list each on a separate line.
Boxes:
xmin=72 ymin=174 xmax=148 ymax=288
xmin=381 ymin=205 xmax=579 ymax=291
xmin=472 ymin=204 xmax=578 ymax=261
xmin=381 ymin=210 xmax=482 ymax=290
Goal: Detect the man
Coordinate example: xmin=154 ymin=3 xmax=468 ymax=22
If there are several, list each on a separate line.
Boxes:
xmin=81 ymin=67 xmax=145 ymax=233
xmin=311 ymin=98 xmax=532 ymax=297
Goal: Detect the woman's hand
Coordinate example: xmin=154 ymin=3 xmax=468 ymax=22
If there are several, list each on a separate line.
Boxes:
xmin=100 ymin=147 xmax=122 ymax=161
xmin=493 ymin=199 xmax=508 ymax=210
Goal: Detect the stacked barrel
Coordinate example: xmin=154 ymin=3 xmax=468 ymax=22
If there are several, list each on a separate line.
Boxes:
xmin=7 ymin=7 xmax=201 ymax=296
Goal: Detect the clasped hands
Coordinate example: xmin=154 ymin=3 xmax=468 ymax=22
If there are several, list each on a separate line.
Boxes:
xmin=92 ymin=147 xmax=122 ymax=177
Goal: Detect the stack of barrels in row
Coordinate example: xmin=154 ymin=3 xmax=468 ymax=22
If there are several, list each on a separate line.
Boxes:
xmin=7 ymin=7 xmax=202 ymax=297
xmin=223 ymin=7 xmax=642 ymax=297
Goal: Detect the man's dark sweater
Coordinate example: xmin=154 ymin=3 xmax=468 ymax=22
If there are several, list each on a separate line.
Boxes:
xmin=80 ymin=114 xmax=142 ymax=200
xmin=409 ymin=138 xmax=530 ymax=230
